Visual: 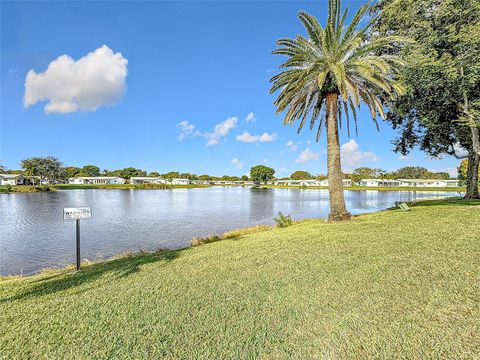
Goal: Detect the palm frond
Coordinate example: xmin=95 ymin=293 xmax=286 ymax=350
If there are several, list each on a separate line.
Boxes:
xmin=270 ymin=0 xmax=408 ymax=141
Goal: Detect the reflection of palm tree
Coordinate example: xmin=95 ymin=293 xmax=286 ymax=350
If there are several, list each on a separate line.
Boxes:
xmin=270 ymin=0 xmax=408 ymax=221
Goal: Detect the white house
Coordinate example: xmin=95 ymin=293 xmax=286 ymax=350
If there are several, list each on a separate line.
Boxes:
xmin=68 ymin=176 xmax=125 ymax=185
xmin=190 ymin=180 xmax=210 ymax=185
xmin=358 ymin=179 xmax=402 ymax=187
xmin=130 ymin=177 xmax=166 ymax=185
xmin=171 ymin=178 xmax=190 ymax=185
xmin=397 ymin=179 xmax=460 ymax=187
xmin=271 ymin=179 xmax=352 ymax=187
xmin=0 ymin=174 xmax=24 ymax=186
xmin=311 ymin=179 xmax=352 ymax=186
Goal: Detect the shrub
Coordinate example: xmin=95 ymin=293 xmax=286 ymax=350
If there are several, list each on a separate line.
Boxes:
xmin=274 ymin=212 xmax=294 ymax=228
xmin=135 ymin=183 xmax=172 ymax=190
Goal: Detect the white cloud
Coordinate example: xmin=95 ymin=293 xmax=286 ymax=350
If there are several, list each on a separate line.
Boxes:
xmin=296 ymin=148 xmax=319 ymax=163
xmin=198 ymin=117 xmax=238 ymax=147
xmin=236 ymin=132 xmax=258 ymax=143
xmin=452 ymin=143 xmax=468 ymax=158
xmin=341 ymin=139 xmax=379 ymax=167
xmin=24 ymin=45 xmax=128 ymax=114
xmin=399 ymin=154 xmax=414 ymax=161
xmin=231 ymin=158 xmax=243 ymax=169
xmin=286 ymin=140 xmax=298 ymax=152
xmin=177 ymin=120 xmax=195 ymax=141
xmin=259 ymin=133 xmax=277 ymax=142
xmin=236 ymin=131 xmax=277 ymax=143
xmin=245 ymin=112 xmax=255 ymax=122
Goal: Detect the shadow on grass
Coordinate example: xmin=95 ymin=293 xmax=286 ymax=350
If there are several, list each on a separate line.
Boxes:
xmin=0 ymin=250 xmax=180 ymax=303
xmin=411 ymin=197 xmax=480 ymax=207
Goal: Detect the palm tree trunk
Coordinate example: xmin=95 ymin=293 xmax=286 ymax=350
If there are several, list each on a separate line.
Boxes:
xmin=464 ymin=150 xmax=479 ymax=199
xmin=326 ymin=92 xmax=351 ymax=221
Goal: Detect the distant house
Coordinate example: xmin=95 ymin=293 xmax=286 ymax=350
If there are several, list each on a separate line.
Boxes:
xmin=171 ymin=178 xmax=190 ymax=185
xmin=271 ymin=180 xmax=288 ymax=186
xmin=68 ymin=176 xmax=125 ymax=185
xmin=271 ymin=179 xmax=351 ymax=187
xmin=306 ymin=179 xmax=352 ymax=186
xmin=358 ymin=179 xmax=402 ymax=187
xmin=190 ymin=180 xmax=210 ymax=185
xmin=130 ymin=177 xmax=166 ymax=185
xmin=0 ymin=174 xmax=24 ymax=186
xmin=397 ymin=179 xmax=460 ymax=187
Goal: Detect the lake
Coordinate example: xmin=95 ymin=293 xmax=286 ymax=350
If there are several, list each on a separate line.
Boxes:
xmin=0 ymin=187 xmax=459 ymax=276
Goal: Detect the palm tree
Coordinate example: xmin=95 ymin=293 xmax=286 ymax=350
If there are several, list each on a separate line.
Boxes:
xmin=270 ymin=0 xmax=408 ymax=221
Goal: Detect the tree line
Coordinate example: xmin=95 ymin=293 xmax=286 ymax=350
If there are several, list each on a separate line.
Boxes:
xmin=0 ymin=157 xmax=251 ymax=183
xmin=288 ymin=167 xmax=453 ymax=182
xmin=0 ymin=158 xmax=465 ymax=185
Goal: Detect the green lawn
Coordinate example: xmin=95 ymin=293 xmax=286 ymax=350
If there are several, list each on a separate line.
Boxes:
xmin=1 ymin=198 xmax=479 ymax=358
xmin=0 ymin=185 xmax=41 ymax=193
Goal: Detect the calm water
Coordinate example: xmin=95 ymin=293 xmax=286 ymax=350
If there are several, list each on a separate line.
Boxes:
xmin=0 ymin=187 xmax=458 ymax=276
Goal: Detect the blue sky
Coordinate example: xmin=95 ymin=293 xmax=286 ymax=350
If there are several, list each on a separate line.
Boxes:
xmin=1 ymin=1 xmax=460 ymax=177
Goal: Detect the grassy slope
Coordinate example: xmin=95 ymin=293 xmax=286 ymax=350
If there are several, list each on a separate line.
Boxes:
xmin=0 ymin=185 xmax=41 ymax=193
xmin=1 ymin=199 xmax=479 ymax=358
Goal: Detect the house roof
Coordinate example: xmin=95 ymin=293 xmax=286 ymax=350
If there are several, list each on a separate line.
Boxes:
xmin=0 ymin=174 xmax=21 ymax=179
xmin=130 ymin=177 xmax=164 ymax=180
xmin=69 ymin=176 xmax=124 ymax=180
xmin=397 ymin=179 xmax=450 ymax=183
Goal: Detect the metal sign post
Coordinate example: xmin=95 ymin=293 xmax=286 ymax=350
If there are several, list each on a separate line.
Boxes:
xmin=63 ymin=207 xmax=92 ymax=271
xmin=76 ymin=219 xmax=81 ymax=270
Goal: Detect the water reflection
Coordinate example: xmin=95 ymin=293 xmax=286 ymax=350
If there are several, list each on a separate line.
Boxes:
xmin=0 ymin=188 xmax=456 ymax=276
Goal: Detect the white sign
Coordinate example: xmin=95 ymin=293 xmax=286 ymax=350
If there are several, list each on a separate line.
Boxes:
xmin=63 ymin=207 xmax=92 ymax=220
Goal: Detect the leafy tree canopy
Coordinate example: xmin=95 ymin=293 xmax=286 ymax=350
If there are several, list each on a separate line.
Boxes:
xmin=290 ymin=171 xmax=313 ymax=180
xmin=373 ymin=0 xmax=480 ymax=157
xmin=250 ymin=165 xmax=275 ymax=184
xmin=162 ymin=172 xmax=180 ymax=180
xmin=109 ymin=168 xmax=146 ymax=180
xmin=82 ymin=165 xmax=100 ymax=177
xmin=21 ymin=157 xmax=63 ymax=182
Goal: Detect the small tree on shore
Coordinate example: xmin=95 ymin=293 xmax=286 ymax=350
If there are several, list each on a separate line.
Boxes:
xmin=250 ymin=165 xmax=275 ymax=185
xmin=290 ymin=171 xmax=313 ymax=180
xmin=21 ymin=157 xmax=63 ymax=184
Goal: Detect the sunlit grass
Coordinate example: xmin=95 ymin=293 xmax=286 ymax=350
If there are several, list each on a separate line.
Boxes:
xmin=1 ymin=198 xmax=479 ymax=358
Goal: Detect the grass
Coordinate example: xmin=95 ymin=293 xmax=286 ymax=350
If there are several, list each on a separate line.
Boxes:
xmin=1 ymin=198 xmax=479 ymax=358
xmin=0 ymin=185 xmax=46 ymax=193
xmin=191 ymin=225 xmax=272 ymax=246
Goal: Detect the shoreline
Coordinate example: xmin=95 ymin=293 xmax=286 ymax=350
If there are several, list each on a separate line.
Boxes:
xmin=0 ymin=183 xmax=467 ymax=194
xmin=0 ymin=196 xmax=466 ymax=279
